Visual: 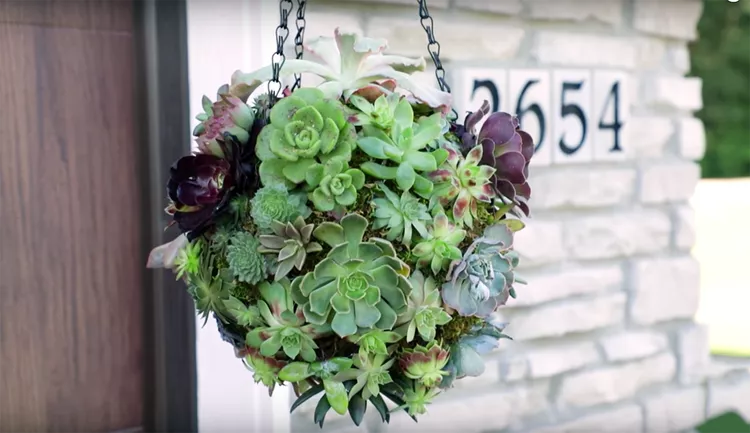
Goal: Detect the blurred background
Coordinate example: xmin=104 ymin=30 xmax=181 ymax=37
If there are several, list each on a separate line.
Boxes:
xmin=0 ymin=0 xmax=748 ymax=432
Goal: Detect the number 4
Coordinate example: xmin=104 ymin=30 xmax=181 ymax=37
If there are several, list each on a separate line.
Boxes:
xmin=599 ymin=82 xmax=623 ymax=152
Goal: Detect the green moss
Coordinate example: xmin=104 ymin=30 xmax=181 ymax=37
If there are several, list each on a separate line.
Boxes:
xmin=231 ymin=281 xmax=259 ymax=304
xmin=436 ymin=315 xmax=482 ymax=345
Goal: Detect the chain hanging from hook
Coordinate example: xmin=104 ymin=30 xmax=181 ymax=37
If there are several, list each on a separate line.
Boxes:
xmin=268 ymin=0 xmax=294 ymax=106
xmin=416 ymin=0 xmax=451 ymax=94
xmin=291 ymin=0 xmax=308 ymax=91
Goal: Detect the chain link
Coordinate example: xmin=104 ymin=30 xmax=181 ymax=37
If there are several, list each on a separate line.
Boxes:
xmin=417 ymin=0 xmax=451 ymax=94
xmin=291 ymin=0 xmax=308 ymax=91
xmin=268 ymin=0 xmax=294 ymax=105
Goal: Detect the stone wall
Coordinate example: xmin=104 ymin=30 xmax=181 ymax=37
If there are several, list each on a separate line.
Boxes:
xmin=290 ymin=0 xmax=750 ymax=432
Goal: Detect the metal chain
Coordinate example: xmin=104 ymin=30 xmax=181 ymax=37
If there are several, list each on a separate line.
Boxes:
xmin=268 ymin=0 xmax=294 ymax=105
xmin=417 ymin=0 xmax=451 ymax=94
xmin=291 ymin=0 xmax=308 ymax=91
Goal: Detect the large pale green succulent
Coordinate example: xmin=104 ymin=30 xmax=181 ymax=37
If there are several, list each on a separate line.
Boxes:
xmin=356 ymin=104 xmax=448 ymax=197
xmin=229 ymin=29 xmax=452 ymax=109
xmin=246 ymin=279 xmax=330 ymax=362
xmin=412 ymin=213 xmax=466 ymax=275
xmin=442 ymin=224 xmax=516 ymax=318
xmin=307 ymin=159 xmax=365 ymax=212
xmin=372 ymin=183 xmax=431 ymax=247
xmin=250 ymin=183 xmax=311 ymax=232
xmin=290 ymin=214 xmax=412 ymax=338
xmin=255 ymin=88 xmax=357 ymax=188
xmin=258 ymin=217 xmax=323 ymax=280
xmin=395 ymin=270 xmax=451 ymax=342
xmin=429 ymin=145 xmax=495 ymax=229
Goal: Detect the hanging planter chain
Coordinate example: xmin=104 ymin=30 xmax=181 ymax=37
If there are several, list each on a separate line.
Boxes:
xmin=291 ymin=0 xmax=308 ymax=91
xmin=268 ymin=0 xmax=294 ymax=105
xmin=417 ymin=0 xmax=451 ymax=94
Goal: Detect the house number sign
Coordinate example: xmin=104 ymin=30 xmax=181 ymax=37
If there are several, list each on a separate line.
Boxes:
xmin=451 ymin=68 xmax=631 ymax=166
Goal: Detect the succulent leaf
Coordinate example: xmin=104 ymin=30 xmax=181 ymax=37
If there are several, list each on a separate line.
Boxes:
xmin=258 ymin=216 xmax=323 ymax=280
xmin=371 ymin=183 xmax=431 ymax=246
xmin=249 ymin=183 xmax=311 ymax=232
xmin=412 ymin=214 xmax=466 ymax=276
xmin=226 ymin=232 xmax=267 ymax=285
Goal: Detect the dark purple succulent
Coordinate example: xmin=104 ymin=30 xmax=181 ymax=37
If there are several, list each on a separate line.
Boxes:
xmin=477 ymin=112 xmax=534 ymax=216
xmin=166 ymin=123 xmax=263 ymax=239
xmin=452 ymin=100 xmax=491 ymax=155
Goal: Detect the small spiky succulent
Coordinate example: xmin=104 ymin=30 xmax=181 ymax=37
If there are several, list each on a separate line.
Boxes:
xmin=396 ymin=381 xmax=442 ymax=416
xmin=348 ymin=93 xmax=410 ymax=131
xmin=372 ymin=183 xmax=431 ymax=246
xmin=250 ymin=183 xmax=311 ymax=232
xmin=412 ymin=213 xmax=466 ymax=275
xmin=395 ymin=270 xmax=451 ymax=342
xmin=244 ymin=347 xmax=286 ymax=392
xmin=258 ymin=217 xmax=323 ymax=280
xmin=333 ymin=353 xmax=396 ymax=400
xmin=348 ymin=329 xmax=402 ymax=358
xmin=226 ymin=231 xmax=267 ymax=284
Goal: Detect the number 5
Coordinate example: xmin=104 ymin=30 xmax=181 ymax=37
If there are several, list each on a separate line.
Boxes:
xmin=558 ymin=81 xmax=587 ymax=155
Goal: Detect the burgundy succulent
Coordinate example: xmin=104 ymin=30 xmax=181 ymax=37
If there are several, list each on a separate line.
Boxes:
xmin=477 ymin=112 xmax=534 ymax=216
xmin=166 ymin=128 xmax=262 ymax=239
xmin=166 ymin=153 xmax=231 ymax=236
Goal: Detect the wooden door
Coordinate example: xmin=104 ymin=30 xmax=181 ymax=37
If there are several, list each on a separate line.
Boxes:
xmin=0 ymin=1 xmax=144 ymax=431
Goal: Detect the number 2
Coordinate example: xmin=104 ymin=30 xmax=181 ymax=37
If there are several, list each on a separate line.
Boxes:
xmin=471 ymin=79 xmax=500 ymax=113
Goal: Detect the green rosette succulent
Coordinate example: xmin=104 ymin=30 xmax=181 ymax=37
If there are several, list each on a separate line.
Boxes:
xmin=250 ymin=183 xmax=311 ymax=232
xmin=429 ymin=145 xmax=495 ymax=229
xmin=258 ymin=216 xmax=323 ymax=280
xmin=306 ymin=159 xmax=365 ymax=212
xmin=372 ymin=183 xmax=430 ymax=247
xmin=256 ymin=87 xmax=357 ymax=188
xmin=246 ymin=279 xmax=330 ymax=362
xmin=395 ymin=381 xmax=442 ymax=416
xmin=442 ymin=224 xmax=517 ymax=318
xmin=399 ymin=341 xmax=450 ymax=387
xmin=394 ymin=270 xmax=451 ymax=342
xmin=412 ymin=213 xmax=466 ymax=275
xmin=356 ymin=103 xmax=448 ymax=197
xmin=244 ymin=347 xmax=286 ymax=392
xmin=332 ymin=353 xmax=396 ymax=400
xmin=347 ymin=329 xmax=402 ymax=358
xmin=348 ymin=93 xmax=411 ymax=131
xmin=290 ymin=213 xmax=412 ymax=338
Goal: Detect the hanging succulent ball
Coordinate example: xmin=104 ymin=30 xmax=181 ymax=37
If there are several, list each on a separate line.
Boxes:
xmin=147 ymin=29 xmax=536 ymax=429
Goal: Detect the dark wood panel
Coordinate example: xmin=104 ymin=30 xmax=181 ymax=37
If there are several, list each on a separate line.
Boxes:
xmin=0 ymin=0 xmax=132 ymax=32
xmin=0 ymin=3 xmax=144 ymax=431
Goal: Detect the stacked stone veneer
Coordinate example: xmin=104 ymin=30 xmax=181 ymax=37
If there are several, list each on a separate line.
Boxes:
xmin=289 ymin=0 xmax=750 ymax=431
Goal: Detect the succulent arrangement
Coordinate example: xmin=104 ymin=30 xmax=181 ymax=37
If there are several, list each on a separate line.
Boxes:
xmin=147 ymin=29 xmax=535 ymax=428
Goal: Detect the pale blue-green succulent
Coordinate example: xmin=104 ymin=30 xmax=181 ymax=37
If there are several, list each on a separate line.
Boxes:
xmin=290 ymin=214 xmax=412 ymax=338
xmin=442 ymin=224 xmax=517 ymax=317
